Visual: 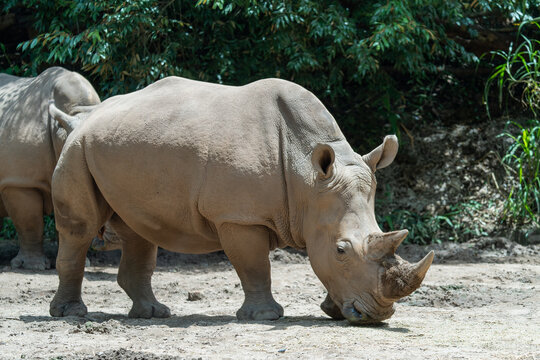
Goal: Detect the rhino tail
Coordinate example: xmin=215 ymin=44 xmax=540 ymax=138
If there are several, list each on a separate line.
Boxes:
xmin=48 ymin=100 xmax=79 ymax=134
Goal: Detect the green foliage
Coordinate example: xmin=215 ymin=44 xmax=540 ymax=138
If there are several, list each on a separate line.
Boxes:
xmin=500 ymin=119 xmax=540 ymax=225
xmin=485 ymin=20 xmax=540 ymax=118
xmin=378 ymin=201 xmax=489 ymax=244
xmin=5 ymin=0 xmax=537 ymax=143
xmin=484 ymin=19 xmax=540 ymax=225
xmin=0 ymin=218 xmax=17 ymax=240
xmin=378 ymin=209 xmax=450 ymax=244
xmin=0 ymin=216 xmax=58 ymax=241
xmin=2 ymin=0 xmax=540 ymax=244
xmin=44 ymin=215 xmax=58 ymax=241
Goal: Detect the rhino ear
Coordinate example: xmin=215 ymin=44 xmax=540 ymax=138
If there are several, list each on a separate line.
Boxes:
xmin=312 ymin=143 xmax=335 ymax=179
xmin=49 ymin=101 xmax=80 ymax=134
xmin=362 ymin=135 xmax=399 ymax=172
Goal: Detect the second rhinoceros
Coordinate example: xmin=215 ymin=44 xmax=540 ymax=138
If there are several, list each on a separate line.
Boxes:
xmin=0 ymin=67 xmax=100 ymax=269
xmin=49 ymin=77 xmax=433 ymax=324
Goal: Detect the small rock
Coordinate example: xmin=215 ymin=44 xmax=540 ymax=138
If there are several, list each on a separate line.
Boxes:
xmin=187 ymin=291 xmax=203 ymax=301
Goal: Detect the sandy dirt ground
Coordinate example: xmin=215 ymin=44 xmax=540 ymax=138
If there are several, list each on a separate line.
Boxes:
xmin=0 ymin=248 xmax=539 ymax=360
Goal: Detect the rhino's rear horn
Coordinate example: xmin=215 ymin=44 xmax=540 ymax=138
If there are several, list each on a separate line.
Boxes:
xmin=367 ymin=229 xmax=408 ymax=260
xmin=382 ymin=250 xmax=435 ymax=300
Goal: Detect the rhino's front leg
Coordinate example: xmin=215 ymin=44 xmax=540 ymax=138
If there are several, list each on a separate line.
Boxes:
xmin=220 ymin=223 xmax=283 ymax=321
xmin=111 ymin=216 xmax=170 ymax=319
xmin=1 ymin=188 xmax=50 ymax=270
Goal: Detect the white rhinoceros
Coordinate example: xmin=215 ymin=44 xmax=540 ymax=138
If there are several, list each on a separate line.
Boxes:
xmin=49 ymin=77 xmax=433 ymax=324
xmin=0 ymin=67 xmax=100 ymax=269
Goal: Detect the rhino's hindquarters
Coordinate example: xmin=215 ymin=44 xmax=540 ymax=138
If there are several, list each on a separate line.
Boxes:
xmin=1 ymin=187 xmax=50 ymax=270
xmin=50 ymin=143 xmax=170 ymax=318
xmin=50 ymin=144 xmax=111 ymax=317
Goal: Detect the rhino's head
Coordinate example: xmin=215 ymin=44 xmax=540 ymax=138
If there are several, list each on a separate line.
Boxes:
xmin=304 ymin=135 xmax=434 ymax=324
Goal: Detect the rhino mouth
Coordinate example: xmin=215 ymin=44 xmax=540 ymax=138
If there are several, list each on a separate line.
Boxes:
xmin=342 ymin=299 xmax=393 ymax=325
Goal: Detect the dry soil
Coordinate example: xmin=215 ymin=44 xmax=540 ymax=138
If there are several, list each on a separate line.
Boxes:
xmin=0 ymin=247 xmax=539 ymax=360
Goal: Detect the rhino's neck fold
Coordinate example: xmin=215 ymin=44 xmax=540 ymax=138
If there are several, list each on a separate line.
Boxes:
xmin=272 ymin=120 xmax=307 ymax=250
xmin=276 ymin=118 xmax=313 ymax=249
xmin=271 ymin=89 xmax=350 ymax=249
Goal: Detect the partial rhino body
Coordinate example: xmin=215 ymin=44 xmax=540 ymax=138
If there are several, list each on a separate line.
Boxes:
xmin=50 ymin=77 xmax=433 ymax=323
xmin=0 ymin=67 xmax=100 ymax=269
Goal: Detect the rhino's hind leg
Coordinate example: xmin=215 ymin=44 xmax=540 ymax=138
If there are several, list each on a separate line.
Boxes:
xmin=111 ymin=215 xmax=170 ymax=319
xmin=1 ymin=188 xmax=50 ymax=270
xmin=49 ymin=232 xmax=92 ymax=317
xmin=220 ymin=223 xmax=284 ymax=321
xmin=50 ymin=146 xmax=112 ymax=317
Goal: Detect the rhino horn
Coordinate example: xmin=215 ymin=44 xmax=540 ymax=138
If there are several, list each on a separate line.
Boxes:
xmin=49 ymin=101 xmax=79 ymax=133
xmin=367 ymin=229 xmax=408 ymax=260
xmin=382 ymin=250 xmax=434 ymax=300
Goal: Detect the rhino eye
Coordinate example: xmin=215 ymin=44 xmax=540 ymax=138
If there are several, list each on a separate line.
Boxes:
xmin=336 ymin=240 xmax=352 ymax=256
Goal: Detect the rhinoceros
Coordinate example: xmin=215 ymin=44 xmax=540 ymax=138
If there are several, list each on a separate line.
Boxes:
xmin=0 ymin=67 xmax=100 ymax=270
xmin=49 ymin=77 xmax=433 ymax=323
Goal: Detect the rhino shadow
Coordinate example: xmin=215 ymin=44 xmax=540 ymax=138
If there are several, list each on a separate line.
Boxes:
xmin=83 ymin=270 xmax=118 ymax=282
xmin=19 ymin=313 xmax=237 ymax=328
xmin=19 ymin=313 xmax=409 ymax=331
xmin=266 ymin=317 xmax=410 ymax=332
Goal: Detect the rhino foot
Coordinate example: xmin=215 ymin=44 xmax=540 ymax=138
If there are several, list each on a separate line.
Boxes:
xmin=50 ymin=300 xmax=88 ymax=317
xmin=11 ymin=253 xmax=51 ymax=271
xmin=128 ymin=301 xmax=171 ymax=319
xmin=236 ymin=299 xmax=284 ymax=321
xmin=320 ymin=293 xmax=345 ymax=320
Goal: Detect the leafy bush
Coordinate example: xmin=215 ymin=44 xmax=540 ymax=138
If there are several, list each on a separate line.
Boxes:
xmin=0 ymin=218 xmax=17 ymax=240
xmin=378 ymin=209 xmax=452 ymax=245
xmin=500 ymin=120 xmax=540 ymax=225
xmin=0 ymin=216 xmax=58 ymax=241
xmin=485 ymin=20 xmax=540 ymax=118
xmin=44 ymin=215 xmax=58 ymax=241
xmin=2 ymin=0 xmax=540 ymax=244
xmin=9 ymin=0 xmax=474 ymax=92
xmin=484 ymin=20 xmax=540 ymax=225
xmin=378 ymin=201 xmax=489 ymax=244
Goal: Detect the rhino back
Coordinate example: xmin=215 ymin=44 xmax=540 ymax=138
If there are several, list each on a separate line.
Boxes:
xmin=74 ymin=77 xmax=346 ymax=249
xmin=0 ymin=70 xmax=60 ymax=193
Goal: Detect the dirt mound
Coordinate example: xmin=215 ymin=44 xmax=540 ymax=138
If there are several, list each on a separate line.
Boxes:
xmin=397 ymin=237 xmax=540 ymax=264
xmin=82 ymin=348 xmax=182 ymax=360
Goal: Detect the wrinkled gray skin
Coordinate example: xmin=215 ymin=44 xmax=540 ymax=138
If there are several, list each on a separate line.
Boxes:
xmin=0 ymin=67 xmax=100 ymax=270
xmin=49 ymin=77 xmax=433 ymax=323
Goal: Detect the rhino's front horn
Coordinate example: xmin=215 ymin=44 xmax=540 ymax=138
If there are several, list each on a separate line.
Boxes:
xmin=381 ymin=250 xmax=435 ymax=300
xmin=367 ymin=229 xmax=409 ymax=260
